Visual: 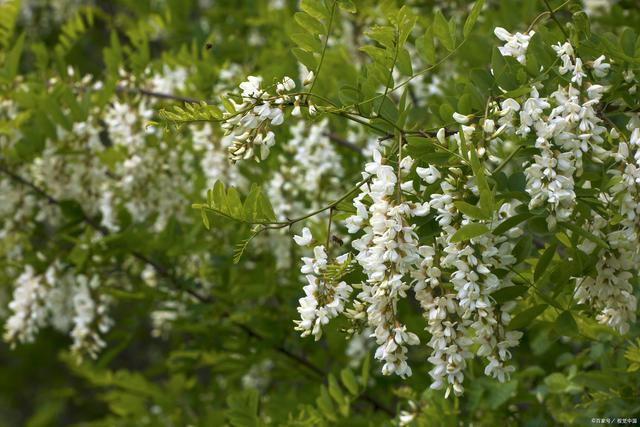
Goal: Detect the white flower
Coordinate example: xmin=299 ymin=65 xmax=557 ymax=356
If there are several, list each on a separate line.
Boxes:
xmin=494 ymin=27 xmax=534 ymax=64
xmin=293 ymin=227 xmax=313 ymax=246
xmin=416 ymin=165 xmax=441 ymax=184
xmin=571 ymin=57 xmax=586 ymax=86
xmin=239 ymin=75 xmax=263 ymax=99
xmin=483 ymin=119 xmax=495 ymax=134
xmin=412 ymin=202 xmax=431 ymax=216
xmin=4 ymin=266 xmax=47 ymax=345
xmin=453 ymin=112 xmax=470 ymax=124
xmin=294 ymin=246 xmax=353 ymax=340
xmin=282 ymin=76 xmax=296 ymax=91
xmin=592 ymin=55 xmax=610 ymax=78
xmin=269 ymin=108 xmax=284 ymax=125
xmin=303 ymin=70 xmax=315 ymax=86
xmin=225 ymin=74 xmax=297 ymax=162
xmin=436 ymin=128 xmax=446 ymax=145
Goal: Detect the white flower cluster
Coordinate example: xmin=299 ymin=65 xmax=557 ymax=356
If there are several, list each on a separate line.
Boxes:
xmin=293 ymin=228 xmax=353 ymax=340
xmin=3 ymin=266 xmax=48 ymax=345
xmin=104 ymin=99 xmax=193 ymax=232
xmin=291 ymin=140 xmax=526 ymax=391
xmin=573 ymin=126 xmax=640 ymax=334
xmin=575 ymin=218 xmax=638 ymax=335
xmin=345 ymin=148 xmax=427 ymax=378
xmin=69 ymin=275 xmax=113 ymax=360
xmin=490 ymin=32 xmax=640 ymax=338
xmin=3 ymin=264 xmax=112 ymax=360
xmin=491 ymin=37 xmax=610 ymax=228
xmin=412 ymin=156 xmax=523 ymax=396
xmin=222 ymin=75 xmax=294 ymax=162
xmin=494 ymin=27 xmax=534 ymax=65
xmin=149 ymin=64 xmax=188 ymax=94
xmin=613 ymin=127 xmax=640 ymax=227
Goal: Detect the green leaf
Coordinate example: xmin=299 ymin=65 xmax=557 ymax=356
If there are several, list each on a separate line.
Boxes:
xmin=554 ymin=311 xmax=578 ymax=337
xmin=491 ymin=285 xmax=528 ymax=304
xmin=257 ymin=193 xmax=277 ymax=222
xmin=226 ymin=389 xmax=260 ymax=427
xmin=433 ymin=10 xmax=454 ymax=51
xmin=300 ymin=0 xmax=330 ymax=22
xmin=573 ymin=372 xmax=619 ymax=392
xmin=365 ymin=26 xmax=395 ymax=50
xmin=493 ymin=212 xmax=533 ymax=235
xmin=544 ymin=372 xmax=573 ymax=394
xmin=438 ymin=103 xmax=454 ymax=122
xmin=294 ymin=12 xmax=326 ymax=36
xmin=328 ymin=374 xmax=348 ymax=416
xmin=395 ymin=6 xmax=417 ymax=46
xmin=243 ymin=185 xmax=260 ymax=222
xmin=338 ymin=0 xmax=357 ymax=13
xmin=0 ymin=0 xmax=20 ymax=52
xmin=0 ymin=31 xmax=25 ymax=82
xmin=159 ymin=102 xmax=223 ymax=124
xmin=454 ymin=201 xmax=490 ymax=220
xmin=417 ymin=25 xmax=436 ymax=63
xmin=396 ymin=48 xmax=413 ymax=75
xmin=227 ymin=187 xmax=243 ymax=219
xmin=513 ymin=235 xmax=533 ymax=264
xmin=316 ymin=385 xmax=337 ymax=422
xmin=233 ymin=236 xmax=252 ymax=264
xmin=463 ymin=0 xmax=485 ymax=38
xmin=486 ymin=379 xmax=518 ymax=409
xmin=620 ymin=28 xmax=636 ymax=57
xmin=290 ymin=32 xmax=322 ymax=53
xmin=340 ymin=368 xmax=359 ymax=396
xmin=463 ymin=130 xmax=493 ymax=216
xmin=212 ymin=180 xmax=229 ymax=212
xmin=220 ymin=96 xmax=236 ymax=114
xmin=509 ymin=304 xmax=548 ymax=330
xmin=450 ymin=223 xmax=490 ymax=243
xmin=534 ymin=243 xmax=557 ymax=282
xmin=491 ymin=47 xmax=519 ymax=90
xmin=561 ymin=222 xmax=609 ymax=250
xmin=201 ymin=208 xmax=210 ymax=230
xmin=292 ymin=47 xmax=318 ymax=69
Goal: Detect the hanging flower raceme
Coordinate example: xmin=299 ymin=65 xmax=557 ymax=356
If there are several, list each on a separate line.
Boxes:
xmin=407 ymin=131 xmax=524 ymax=397
xmin=573 ymin=126 xmax=640 ymax=335
xmin=293 ymin=227 xmax=353 ymax=340
xmin=3 ymin=263 xmax=113 ymax=361
xmin=222 ymin=75 xmax=297 ymax=163
xmin=494 ymin=27 xmax=534 ymax=65
xmin=343 ymin=147 xmax=427 ymax=378
xmin=489 ymin=37 xmax=610 ymax=229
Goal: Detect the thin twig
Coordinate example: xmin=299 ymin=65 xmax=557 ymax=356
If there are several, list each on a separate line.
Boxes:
xmin=542 ymin=0 xmax=568 ymax=38
xmin=325 ymin=132 xmax=363 ymax=154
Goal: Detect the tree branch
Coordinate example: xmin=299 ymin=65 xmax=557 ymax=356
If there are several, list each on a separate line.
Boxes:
xmin=325 ymin=132 xmax=363 ymax=154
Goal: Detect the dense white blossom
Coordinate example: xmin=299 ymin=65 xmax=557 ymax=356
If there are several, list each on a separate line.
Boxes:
xmin=345 ymin=148 xmax=425 ymax=378
xmin=3 ymin=266 xmax=48 ymax=345
xmin=489 ymin=40 xmax=609 ymax=229
xmin=223 ymin=75 xmax=297 ymax=162
xmin=494 ymin=27 xmax=534 ymax=64
xmin=294 ymin=230 xmax=353 ymax=340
